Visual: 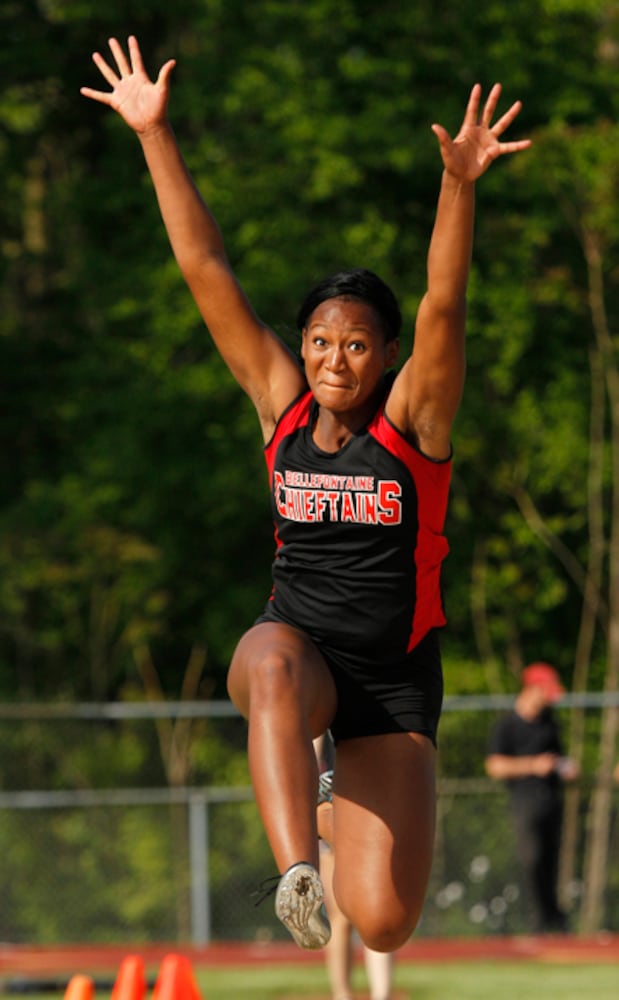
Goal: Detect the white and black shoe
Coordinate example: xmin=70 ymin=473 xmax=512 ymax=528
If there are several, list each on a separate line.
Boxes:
xmin=274 ymin=861 xmax=331 ymax=949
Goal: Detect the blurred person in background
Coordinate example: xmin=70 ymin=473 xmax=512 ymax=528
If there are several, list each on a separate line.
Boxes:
xmin=485 ymin=662 xmax=579 ymax=934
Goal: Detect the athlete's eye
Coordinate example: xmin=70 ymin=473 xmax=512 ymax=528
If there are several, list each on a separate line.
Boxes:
xmin=312 ymin=336 xmax=327 ymax=347
xmin=349 ymin=341 xmax=366 ymax=353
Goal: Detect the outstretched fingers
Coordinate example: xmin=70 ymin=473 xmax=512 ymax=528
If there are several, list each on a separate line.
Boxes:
xmin=461 ymin=82 xmax=483 ymax=128
xmin=490 ymin=97 xmax=531 ymax=155
xmin=430 ymin=122 xmax=450 ymax=147
xmin=107 ymin=37 xmax=132 ymax=77
xmin=90 ymin=50 xmax=119 ymax=90
xmin=79 ymin=85 xmax=110 ymax=105
xmin=80 ymin=38 xmax=129 ymax=104
xmin=495 ymin=135 xmax=532 ymax=156
xmin=491 ymin=99 xmax=526 ymax=137
xmin=465 ymin=82 xmax=530 ymax=145
xmin=80 ymin=36 xmax=143 ymax=102
xmin=468 ymin=82 xmax=531 ymax=157
xmin=479 ymin=82 xmax=502 ymax=128
xmin=127 ymin=35 xmax=146 ymax=75
xmin=156 ymin=58 xmax=177 ymax=89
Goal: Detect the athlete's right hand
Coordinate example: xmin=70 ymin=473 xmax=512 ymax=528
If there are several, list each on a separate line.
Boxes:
xmin=80 ymin=35 xmax=176 ymax=135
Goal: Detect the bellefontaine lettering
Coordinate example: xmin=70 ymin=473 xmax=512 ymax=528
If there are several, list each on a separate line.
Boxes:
xmin=274 ymin=470 xmax=402 ymax=525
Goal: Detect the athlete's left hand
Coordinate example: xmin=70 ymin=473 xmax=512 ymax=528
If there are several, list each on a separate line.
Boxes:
xmin=431 ymin=83 xmax=531 ymax=182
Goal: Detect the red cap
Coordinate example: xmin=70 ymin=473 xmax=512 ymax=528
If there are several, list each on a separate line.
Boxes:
xmin=521 ymin=662 xmax=565 ymax=701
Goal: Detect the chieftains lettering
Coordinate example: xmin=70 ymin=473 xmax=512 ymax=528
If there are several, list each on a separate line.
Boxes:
xmin=274 ymin=470 xmax=402 ymax=525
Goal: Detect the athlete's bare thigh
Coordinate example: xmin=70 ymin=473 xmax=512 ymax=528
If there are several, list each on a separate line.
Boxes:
xmin=331 ymin=731 xmax=436 ymax=951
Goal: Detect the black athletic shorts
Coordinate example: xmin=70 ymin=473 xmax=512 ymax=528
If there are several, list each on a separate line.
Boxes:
xmin=253 ymin=615 xmax=444 ymax=747
xmin=322 ymin=628 xmax=443 ymax=746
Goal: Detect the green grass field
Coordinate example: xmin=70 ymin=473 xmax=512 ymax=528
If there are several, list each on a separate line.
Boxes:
xmin=3 ymin=957 xmax=617 ymax=1000
xmin=4 ymin=948 xmax=617 ymax=1000
xmin=189 ymin=960 xmax=619 ymax=1000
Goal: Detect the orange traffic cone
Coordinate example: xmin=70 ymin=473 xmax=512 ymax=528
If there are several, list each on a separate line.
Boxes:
xmin=111 ymin=955 xmax=147 ymax=1000
xmin=64 ymin=975 xmax=95 ymax=1000
xmin=153 ymin=954 xmax=202 ymax=1000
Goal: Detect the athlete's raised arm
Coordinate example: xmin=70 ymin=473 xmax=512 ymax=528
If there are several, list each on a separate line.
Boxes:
xmin=81 ymin=35 xmax=305 ymax=439
xmin=386 ymin=84 xmax=531 ymax=459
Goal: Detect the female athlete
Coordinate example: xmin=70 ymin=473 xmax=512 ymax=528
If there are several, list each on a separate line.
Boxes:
xmin=82 ymin=36 xmax=530 ymax=951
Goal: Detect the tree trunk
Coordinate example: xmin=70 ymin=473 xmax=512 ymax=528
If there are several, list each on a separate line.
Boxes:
xmin=578 ymin=229 xmax=619 ymax=933
xmin=559 ymin=346 xmax=605 ymax=917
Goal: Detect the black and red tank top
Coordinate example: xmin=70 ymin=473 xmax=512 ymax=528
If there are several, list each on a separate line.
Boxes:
xmin=263 ymin=383 xmax=452 ymax=664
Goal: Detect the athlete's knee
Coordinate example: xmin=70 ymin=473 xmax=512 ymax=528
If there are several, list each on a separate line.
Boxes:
xmin=341 ymin=893 xmax=420 ymax=953
xmin=229 ymin=638 xmax=306 ymax=717
xmin=228 ymin=625 xmax=334 ymax=730
xmin=254 ymin=647 xmax=305 ymax=700
xmin=356 ymin=909 xmax=418 ymax=953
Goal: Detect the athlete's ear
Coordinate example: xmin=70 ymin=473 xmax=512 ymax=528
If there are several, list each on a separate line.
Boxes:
xmin=300 ymin=328 xmax=307 ymax=361
xmin=385 ymin=338 xmax=399 ymax=368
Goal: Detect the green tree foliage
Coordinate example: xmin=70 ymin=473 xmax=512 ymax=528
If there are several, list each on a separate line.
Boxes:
xmin=1 ymin=0 xmax=618 ymax=741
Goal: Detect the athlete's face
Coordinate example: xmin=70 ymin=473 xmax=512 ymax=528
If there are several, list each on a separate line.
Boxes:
xmin=301 ymin=297 xmax=399 ymax=415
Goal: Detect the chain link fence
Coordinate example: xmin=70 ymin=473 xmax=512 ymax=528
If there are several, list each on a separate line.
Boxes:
xmin=0 ymin=697 xmax=617 ymax=944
